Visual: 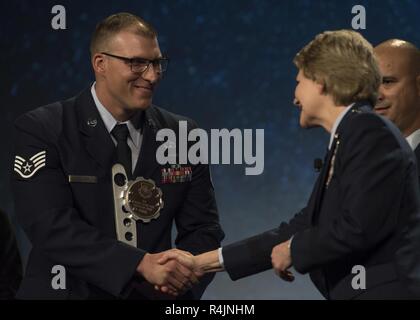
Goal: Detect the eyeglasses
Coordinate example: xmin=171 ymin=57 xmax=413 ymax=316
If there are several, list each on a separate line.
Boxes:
xmin=101 ymin=52 xmax=169 ymax=74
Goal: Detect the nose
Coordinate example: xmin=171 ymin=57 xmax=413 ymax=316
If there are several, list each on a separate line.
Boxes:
xmin=377 ymin=85 xmax=385 ymax=103
xmin=293 ymin=98 xmax=300 ymax=106
xmin=141 ymin=64 xmax=161 ymax=84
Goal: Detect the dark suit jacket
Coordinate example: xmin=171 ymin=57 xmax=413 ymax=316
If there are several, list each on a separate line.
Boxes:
xmin=394 ymin=145 xmax=420 ymax=298
xmin=414 ymin=146 xmax=420 ymax=183
xmin=223 ymin=102 xmax=420 ymax=299
xmin=11 ymin=87 xmax=224 ymax=299
xmin=0 ymin=210 xmax=22 ymax=299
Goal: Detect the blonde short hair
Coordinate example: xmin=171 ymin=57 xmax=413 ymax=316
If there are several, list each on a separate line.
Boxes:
xmin=90 ymin=12 xmax=157 ymax=56
xmin=294 ymin=30 xmax=381 ymax=106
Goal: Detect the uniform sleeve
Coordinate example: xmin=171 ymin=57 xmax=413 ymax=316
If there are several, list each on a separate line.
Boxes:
xmin=291 ymin=114 xmax=407 ymax=274
xmin=0 ymin=210 xmax=22 ymax=299
xmin=11 ymin=113 xmax=145 ymax=297
xmin=223 ymin=207 xmax=310 ymax=280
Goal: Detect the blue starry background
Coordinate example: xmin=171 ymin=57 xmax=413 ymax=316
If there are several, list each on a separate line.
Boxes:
xmin=1 ymin=0 xmax=419 ymax=299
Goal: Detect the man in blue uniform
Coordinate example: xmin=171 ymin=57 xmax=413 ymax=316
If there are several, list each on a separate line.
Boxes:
xmin=11 ymin=12 xmax=224 ymax=300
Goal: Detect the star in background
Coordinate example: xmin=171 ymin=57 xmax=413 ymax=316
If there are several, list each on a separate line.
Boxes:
xmin=23 ymin=162 xmax=33 ymax=173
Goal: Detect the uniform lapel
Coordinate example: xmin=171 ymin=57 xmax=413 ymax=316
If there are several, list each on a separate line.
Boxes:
xmin=307 ymin=103 xmax=366 ymax=222
xmin=76 ymin=88 xmax=115 ymax=175
xmin=307 ymin=139 xmax=338 ymax=223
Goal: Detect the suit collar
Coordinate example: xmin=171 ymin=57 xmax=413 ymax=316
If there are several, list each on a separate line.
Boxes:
xmin=352 ymin=100 xmax=373 ymax=110
xmin=333 ymin=101 xmax=373 ymax=138
xmin=328 ymin=104 xmax=354 ymax=149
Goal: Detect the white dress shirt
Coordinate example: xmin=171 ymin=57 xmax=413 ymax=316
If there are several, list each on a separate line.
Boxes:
xmin=406 ymin=129 xmax=420 ymax=151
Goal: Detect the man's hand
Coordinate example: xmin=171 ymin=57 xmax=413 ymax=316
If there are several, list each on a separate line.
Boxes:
xmin=136 ymin=249 xmax=199 ymax=296
xmin=157 ymin=249 xmax=203 ymax=275
xmin=158 ymin=249 xmax=223 ymax=275
xmin=154 ymin=249 xmax=224 ymax=295
xmin=271 ymin=239 xmax=295 ymax=282
xmin=152 ymin=249 xmax=202 ymax=295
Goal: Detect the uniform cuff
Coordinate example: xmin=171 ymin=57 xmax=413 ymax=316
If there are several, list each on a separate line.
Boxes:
xmin=218 ymin=247 xmax=225 ymax=269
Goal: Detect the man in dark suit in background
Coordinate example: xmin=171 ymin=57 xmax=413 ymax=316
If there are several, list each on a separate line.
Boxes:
xmin=0 ymin=209 xmax=22 ymax=299
xmin=374 ymin=40 xmax=420 ymax=176
xmin=373 ymin=40 xmax=420 ymax=298
xmin=160 ymin=30 xmax=420 ymax=299
xmin=11 ymin=12 xmax=224 ymax=299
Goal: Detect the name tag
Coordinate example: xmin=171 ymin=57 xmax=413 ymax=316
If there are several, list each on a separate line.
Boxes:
xmin=68 ymin=175 xmax=98 ymax=184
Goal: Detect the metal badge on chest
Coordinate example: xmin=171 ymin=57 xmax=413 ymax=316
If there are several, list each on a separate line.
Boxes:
xmin=112 ymin=164 xmax=164 ymax=247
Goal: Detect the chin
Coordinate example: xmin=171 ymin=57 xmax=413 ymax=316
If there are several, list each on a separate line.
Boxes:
xmin=300 ymin=119 xmax=318 ymax=129
xmin=131 ymin=99 xmax=152 ymax=110
xmin=299 ymin=116 xmax=308 ymax=128
xmin=134 ymin=104 xmax=151 ymax=110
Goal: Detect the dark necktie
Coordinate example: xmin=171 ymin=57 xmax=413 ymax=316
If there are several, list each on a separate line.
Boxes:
xmin=111 ymin=124 xmax=132 ymax=179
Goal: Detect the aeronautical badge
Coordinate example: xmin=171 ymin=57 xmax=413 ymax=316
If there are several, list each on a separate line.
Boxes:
xmin=14 ymin=150 xmax=46 ymax=179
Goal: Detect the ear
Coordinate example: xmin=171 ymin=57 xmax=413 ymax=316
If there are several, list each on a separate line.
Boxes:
xmin=317 ymin=80 xmax=327 ymax=95
xmin=92 ymin=53 xmax=106 ymax=75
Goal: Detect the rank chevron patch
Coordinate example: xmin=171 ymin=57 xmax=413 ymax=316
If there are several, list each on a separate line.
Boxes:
xmin=14 ymin=150 xmax=46 ymax=179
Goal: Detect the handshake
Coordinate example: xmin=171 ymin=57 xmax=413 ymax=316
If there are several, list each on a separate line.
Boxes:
xmin=136 ymin=238 xmax=294 ymax=297
xmin=136 ymin=248 xmax=222 ymax=297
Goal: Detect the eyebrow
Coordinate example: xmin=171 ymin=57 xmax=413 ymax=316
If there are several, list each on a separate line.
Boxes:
xmin=382 ymin=76 xmax=398 ymax=81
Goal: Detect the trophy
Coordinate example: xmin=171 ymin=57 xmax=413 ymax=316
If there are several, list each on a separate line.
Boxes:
xmin=112 ymin=164 xmax=164 ymax=247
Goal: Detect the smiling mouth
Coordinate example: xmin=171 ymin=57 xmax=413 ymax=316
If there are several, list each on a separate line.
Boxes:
xmin=374 ymin=107 xmax=391 ymax=116
xmin=374 ymin=106 xmax=390 ymax=112
xmin=133 ymin=85 xmax=153 ymax=91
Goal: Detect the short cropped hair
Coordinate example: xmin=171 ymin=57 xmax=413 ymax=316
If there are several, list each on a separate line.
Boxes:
xmin=294 ymin=30 xmax=381 ymax=106
xmin=90 ymin=12 xmax=157 ymax=56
